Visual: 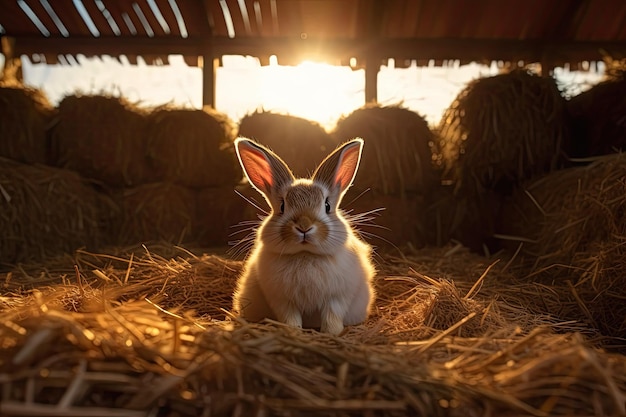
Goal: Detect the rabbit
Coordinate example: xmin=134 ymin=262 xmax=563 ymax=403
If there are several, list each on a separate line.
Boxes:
xmin=232 ymin=137 xmax=376 ymax=335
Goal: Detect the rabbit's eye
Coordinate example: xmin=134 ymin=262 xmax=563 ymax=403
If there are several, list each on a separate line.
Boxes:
xmin=280 ymin=200 xmax=285 ymax=214
xmin=325 ymin=198 xmax=331 ymax=214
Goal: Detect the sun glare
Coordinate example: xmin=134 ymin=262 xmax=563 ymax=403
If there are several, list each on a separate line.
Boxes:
xmin=20 ymin=54 xmax=605 ymax=132
xmin=217 ymin=56 xmax=366 ymax=130
xmin=258 ymin=59 xmax=364 ymax=129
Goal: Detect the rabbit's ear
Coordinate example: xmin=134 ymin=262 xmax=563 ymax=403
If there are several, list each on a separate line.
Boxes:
xmin=235 ymin=137 xmax=294 ymax=196
xmin=313 ymin=138 xmax=363 ymax=195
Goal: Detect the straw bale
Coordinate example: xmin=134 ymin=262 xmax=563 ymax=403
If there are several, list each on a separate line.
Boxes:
xmin=146 ymin=107 xmax=240 ymax=188
xmin=238 ymin=110 xmax=338 ymax=177
xmin=437 ymin=70 xmax=569 ymax=195
xmin=49 ymin=94 xmax=149 ymax=186
xmin=195 ymin=185 xmax=257 ymax=248
xmin=0 ymin=158 xmax=104 ymax=266
xmin=333 ymin=104 xmax=439 ymax=196
xmin=423 ymin=186 xmax=503 ymax=253
xmin=1 ymin=244 xmax=626 ymax=416
xmin=0 ymin=84 xmax=54 ymax=164
xmin=497 ymin=153 xmax=626 ymax=339
xmin=112 ymin=182 xmax=198 ymax=245
xmin=567 ymin=74 xmax=626 ymax=157
xmin=342 ymin=191 xmax=425 ymax=248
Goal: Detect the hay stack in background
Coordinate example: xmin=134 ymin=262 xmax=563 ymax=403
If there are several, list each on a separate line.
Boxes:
xmin=333 ymin=104 xmax=439 ymax=196
xmin=0 ymin=158 xmax=103 ymax=265
xmin=567 ymin=71 xmax=626 ymax=157
xmin=437 ymin=70 xmax=569 ymax=195
xmin=0 ymin=84 xmax=54 ymax=164
xmin=50 ymin=94 xmax=149 ymax=186
xmin=423 ymin=187 xmax=502 ymax=253
xmin=237 ymin=110 xmax=338 ymax=177
xmin=146 ymin=107 xmax=241 ymax=188
xmin=344 ymin=193 xmax=423 ymax=248
xmin=196 ymin=186 xmax=257 ymax=248
xmin=112 ymin=182 xmax=197 ymax=245
xmin=497 ymin=153 xmax=626 ymax=339
xmin=331 ymin=105 xmax=440 ymax=249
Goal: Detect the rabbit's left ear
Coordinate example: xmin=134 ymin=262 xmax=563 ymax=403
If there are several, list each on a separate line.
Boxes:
xmin=313 ymin=138 xmax=363 ymax=195
xmin=235 ymin=137 xmax=294 ymax=197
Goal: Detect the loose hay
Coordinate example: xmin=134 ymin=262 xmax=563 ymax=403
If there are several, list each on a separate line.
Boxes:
xmin=497 ymin=153 xmax=626 ymax=339
xmin=237 ymin=111 xmax=338 ymax=178
xmin=146 ymin=107 xmax=241 ymax=188
xmin=1 ymin=244 xmax=625 ymax=416
xmin=0 ymin=158 xmax=104 ymax=266
xmin=437 ymin=70 xmax=569 ymax=195
xmin=0 ymin=84 xmax=54 ymax=164
xmin=112 ymin=182 xmax=198 ymax=245
xmin=333 ymin=104 xmax=439 ymax=196
xmin=49 ymin=94 xmax=149 ymax=187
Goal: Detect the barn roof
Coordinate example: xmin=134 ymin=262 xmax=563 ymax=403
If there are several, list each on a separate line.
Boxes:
xmin=1 ymin=0 xmax=626 ymax=69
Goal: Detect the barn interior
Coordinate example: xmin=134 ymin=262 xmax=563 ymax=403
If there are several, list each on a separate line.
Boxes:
xmin=1 ymin=1 xmax=626 ymax=415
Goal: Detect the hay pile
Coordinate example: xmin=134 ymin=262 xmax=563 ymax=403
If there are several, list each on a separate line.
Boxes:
xmin=0 ymin=84 xmax=54 ymax=164
xmin=422 ymin=187 xmax=502 ymax=252
xmin=196 ymin=185 xmax=257 ymax=248
xmin=1 ymin=244 xmax=625 ymax=416
xmin=343 ymin=193 xmax=424 ymax=248
xmin=497 ymin=153 xmax=626 ymax=339
xmin=146 ymin=107 xmax=241 ymax=188
xmin=50 ymin=94 xmax=149 ymax=187
xmin=437 ymin=70 xmax=569 ymax=195
xmin=332 ymin=105 xmax=441 ymax=249
xmin=567 ymin=72 xmax=626 ymax=157
xmin=238 ymin=111 xmax=338 ymax=177
xmin=0 ymin=158 xmax=104 ymax=265
xmin=112 ymin=182 xmax=198 ymax=245
xmin=333 ymin=104 xmax=439 ymax=196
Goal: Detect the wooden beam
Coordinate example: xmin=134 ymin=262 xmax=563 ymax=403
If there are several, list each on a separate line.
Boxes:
xmin=202 ymin=54 xmax=218 ymax=108
xmin=10 ymin=35 xmax=626 ymax=67
xmin=547 ymin=0 xmax=591 ymax=40
xmin=364 ymin=54 xmax=378 ymax=102
xmin=362 ymin=0 xmax=385 ymax=103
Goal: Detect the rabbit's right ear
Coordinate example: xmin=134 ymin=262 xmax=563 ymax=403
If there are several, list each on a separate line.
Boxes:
xmin=235 ymin=138 xmax=294 ymax=196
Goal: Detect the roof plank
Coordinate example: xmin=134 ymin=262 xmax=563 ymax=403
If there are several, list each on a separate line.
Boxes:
xmin=0 ymin=0 xmax=49 ymax=35
xmin=100 ymin=0 xmax=139 ymax=36
xmin=1 ymin=0 xmax=625 ymax=66
xmin=225 ymin=0 xmax=249 ymax=37
xmin=134 ymin=0 xmax=167 ymax=36
xmin=154 ymin=0 xmax=181 ymax=36
xmin=204 ymin=0 xmax=228 ymax=36
xmin=255 ymin=0 xmax=278 ymax=37
xmin=80 ymin=0 xmax=116 ymax=36
xmin=175 ymin=0 xmax=211 ymax=36
xmin=21 ymin=0 xmax=61 ymax=36
xmin=50 ymin=0 xmax=93 ymax=36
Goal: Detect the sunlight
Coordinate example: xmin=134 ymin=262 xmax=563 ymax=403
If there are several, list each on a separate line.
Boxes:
xmin=19 ymin=54 xmax=606 ymax=131
xmin=258 ymin=59 xmax=364 ymax=129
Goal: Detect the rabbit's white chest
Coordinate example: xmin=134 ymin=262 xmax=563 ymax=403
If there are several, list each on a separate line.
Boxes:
xmin=262 ymin=253 xmax=353 ymax=311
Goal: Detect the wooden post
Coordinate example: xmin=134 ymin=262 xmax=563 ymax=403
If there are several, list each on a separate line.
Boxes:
xmin=540 ymin=54 xmax=554 ymax=77
xmin=201 ymin=51 xmax=218 ymax=108
xmin=365 ymin=54 xmax=379 ymax=103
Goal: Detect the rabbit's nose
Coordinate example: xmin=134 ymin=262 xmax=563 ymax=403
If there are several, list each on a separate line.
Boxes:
xmin=296 ymin=225 xmax=313 ymax=234
xmin=295 ymin=216 xmax=314 ymax=233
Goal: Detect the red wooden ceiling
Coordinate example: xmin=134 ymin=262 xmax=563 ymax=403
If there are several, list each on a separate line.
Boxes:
xmin=1 ymin=0 xmax=625 ymax=67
